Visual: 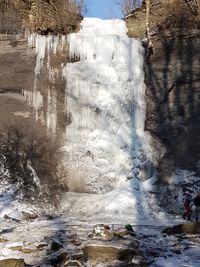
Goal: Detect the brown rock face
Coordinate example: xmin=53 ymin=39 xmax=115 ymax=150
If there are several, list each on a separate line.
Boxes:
xmin=0 ymin=259 xmax=25 ymax=267
xmin=0 ymin=4 xmax=71 ymax=199
xmin=0 ymin=0 xmax=82 ymax=34
xmin=82 ymin=240 xmax=139 ymax=262
xmin=145 ymin=0 xmax=200 ymax=180
xmin=127 ymin=0 xmax=200 ymax=182
xmin=125 ymin=2 xmax=146 ymax=38
xmin=162 ymin=222 xmax=200 ymax=235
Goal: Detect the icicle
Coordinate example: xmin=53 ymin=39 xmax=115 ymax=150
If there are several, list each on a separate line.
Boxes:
xmin=61 ymin=35 xmax=66 ymax=51
xmin=28 ymin=33 xmax=66 ymax=74
xmin=25 ymin=33 xmax=66 ymax=131
xmin=47 ymin=88 xmax=57 ymax=134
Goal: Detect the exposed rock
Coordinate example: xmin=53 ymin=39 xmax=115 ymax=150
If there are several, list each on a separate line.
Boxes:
xmin=0 ymin=259 xmax=25 ymax=267
xmin=4 ymin=214 xmax=21 ymax=222
xmin=131 ymin=255 xmax=147 ymax=266
xmin=70 ymin=234 xmax=81 ymax=246
xmin=65 ymin=251 xmax=87 ymax=263
xmin=162 ymin=222 xmax=200 ymax=235
xmin=0 ymin=0 xmax=82 ymax=34
xmin=82 ymin=240 xmax=140 ymax=262
xmin=36 ymin=242 xmax=48 ymax=249
xmin=48 ymin=249 xmax=68 ymax=265
xmin=64 ymin=260 xmax=83 ymax=267
xmin=112 ymin=229 xmax=132 ymax=239
xmin=125 ymin=2 xmax=146 ymax=38
xmin=145 ymin=1 xmax=200 ymax=180
xmin=88 ymin=224 xmax=113 ymax=241
xmin=126 ymin=0 xmax=200 ymax=184
xmin=0 ymin=19 xmax=69 ymax=201
xmin=8 ymin=244 xmax=40 ymax=254
xmin=50 ymin=238 xmax=63 ymax=251
xmin=21 ymin=210 xmax=38 ymax=220
xmin=0 ymin=238 xmax=8 ymax=243
xmin=3 ymin=210 xmax=38 ymax=222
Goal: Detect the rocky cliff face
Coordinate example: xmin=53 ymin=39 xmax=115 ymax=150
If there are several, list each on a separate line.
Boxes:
xmin=126 ymin=0 xmax=200 ymax=182
xmin=0 ymin=4 xmax=73 ymax=200
xmin=0 ymin=0 xmax=82 ymax=34
xmin=0 ymin=6 xmax=69 ymax=132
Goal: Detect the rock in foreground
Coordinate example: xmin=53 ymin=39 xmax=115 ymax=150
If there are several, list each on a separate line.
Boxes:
xmin=162 ymin=222 xmax=200 ymax=235
xmin=0 ymin=259 xmax=25 ymax=267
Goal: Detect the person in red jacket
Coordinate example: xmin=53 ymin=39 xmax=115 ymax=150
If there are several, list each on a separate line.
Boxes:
xmin=183 ymin=191 xmax=192 ymax=221
xmin=193 ymin=192 xmax=200 ymax=222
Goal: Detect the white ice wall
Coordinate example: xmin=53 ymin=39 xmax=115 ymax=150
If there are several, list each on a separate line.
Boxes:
xmin=62 ymin=18 xmax=152 ymax=193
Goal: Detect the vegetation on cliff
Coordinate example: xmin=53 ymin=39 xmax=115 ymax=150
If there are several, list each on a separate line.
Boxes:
xmin=0 ymin=0 xmax=83 ymax=34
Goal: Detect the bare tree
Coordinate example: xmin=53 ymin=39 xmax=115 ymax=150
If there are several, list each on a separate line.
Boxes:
xmin=118 ymin=0 xmax=141 ymax=15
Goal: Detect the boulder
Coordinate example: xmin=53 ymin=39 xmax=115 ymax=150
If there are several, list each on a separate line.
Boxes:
xmin=0 ymin=238 xmax=8 ymax=243
xmin=36 ymin=242 xmax=48 ymax=250
xmin=88 ymin=224 xmax=112 ymax=241
xmin=70 ymin=234 xmax=81 ymax=246
xmin=162 ymin=222 xmax=200 ymax=235
xmin=64 ymin=260 xmax=83 ymax=267
xmin=3 ymin=210 xmax=38 ymax=222
xmin=82 ymin=240 xmax=139 ymax=262
xmin=21 ymin=211 xmax=38 ymax=220
xmin=48 ymin=249 xmax=68 ymax=265
xmin=50 ymin=238 xmax=63 ymax=251
xmin=0 ymin=259 xmax=25 ymax=267
xmin=131 ymin=255 xmax=147 ymax=266
xmin=65 ymin=251 xmax=87 ymax=265
xmin=4 ymin=211 xmax=22 ymax=222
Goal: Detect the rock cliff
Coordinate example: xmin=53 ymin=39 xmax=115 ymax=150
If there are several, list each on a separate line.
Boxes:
xmin=126 ymin=0 xmax=200 ymax=182
xmin=0 ymin=0 xmax=82 ymax=34
xmin=0 ymin=2 xmax=76 ymax=200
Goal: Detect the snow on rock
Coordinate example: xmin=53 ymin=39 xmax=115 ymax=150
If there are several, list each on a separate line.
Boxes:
xmin=155 ymin=168 xmax=200 ymax=215
xmin=62 ymin=18 xmax=155 ymax=193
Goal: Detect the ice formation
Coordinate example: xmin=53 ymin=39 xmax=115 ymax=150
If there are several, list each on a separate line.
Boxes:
xmin=23 ymin=34 xmax=66 ymax=132
xmin=62 ymin=18 xmax=153 ymax=193
xmin=47 ymin=88 xmax=57 ymax=133
xmin=28 ymin=33 xmax=63 ymax=74
xmin=22 ymin=19 xmax=155 ymax=192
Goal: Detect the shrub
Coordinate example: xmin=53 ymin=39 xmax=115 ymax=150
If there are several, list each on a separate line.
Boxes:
xmin=1 ymin=0 xmax=84 ymax=34
xmin=0 ymin=122 xmax=61 ymax=204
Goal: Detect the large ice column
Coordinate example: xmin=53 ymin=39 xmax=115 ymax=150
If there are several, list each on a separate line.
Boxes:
xmin=63 ymin=18 xmax=151 ymax=193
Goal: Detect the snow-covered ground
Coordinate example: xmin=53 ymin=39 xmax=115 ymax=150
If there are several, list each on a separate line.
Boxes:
xmin=0 ymin=172 xmax=200 ymax=266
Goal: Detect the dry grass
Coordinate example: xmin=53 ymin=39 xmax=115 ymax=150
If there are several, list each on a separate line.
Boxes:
xmin=0 ymin=0 xmax=83 ymax=34
xmin=159 ymin=0 xmax=200 ymax=29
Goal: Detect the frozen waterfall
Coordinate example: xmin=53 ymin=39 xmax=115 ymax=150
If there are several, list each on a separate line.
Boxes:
xmin=23 ymin=18 xmax=155 ymax=193
xmin=62 ymin=18 xmax=151 ymax=193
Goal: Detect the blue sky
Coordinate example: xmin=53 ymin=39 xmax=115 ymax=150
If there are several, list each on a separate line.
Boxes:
xmin=85 ymin=0 xmax=123 ymax=19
